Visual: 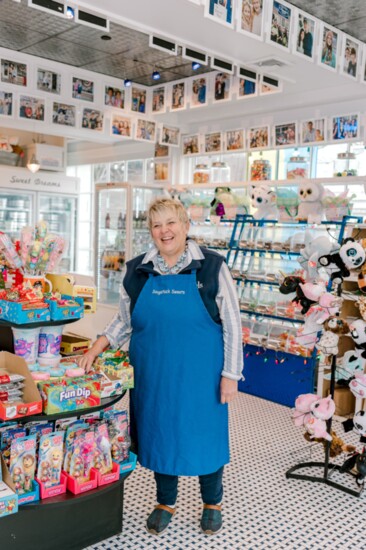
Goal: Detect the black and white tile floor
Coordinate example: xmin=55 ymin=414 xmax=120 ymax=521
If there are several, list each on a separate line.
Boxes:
xmin=88 ymin=393 xmax=366 ymax=550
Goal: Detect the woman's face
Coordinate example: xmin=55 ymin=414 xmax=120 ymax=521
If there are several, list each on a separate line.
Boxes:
xmin=151 ymin=209 xmax=189 ymax=259
xmin=326 ymin=32 xmax=333 ymax=46
xmin=243 ymin=4 xmax=251 ymax=20
xmin=252 ymin=0 xmax=261 ymax=14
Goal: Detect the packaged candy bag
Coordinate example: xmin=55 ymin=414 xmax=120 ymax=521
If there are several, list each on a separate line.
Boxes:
xmin=9 ymin=435 xmax=37 ymax=494
xmin=94 ymin=423 xmax=113 ymax=474
xmin=37 ymin=432 xmax=64 ymax=488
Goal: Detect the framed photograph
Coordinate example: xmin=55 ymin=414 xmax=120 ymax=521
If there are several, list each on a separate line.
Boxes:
xmin=238 ymin=77 xmax=257 ymax=98
xmin=300 ymin=119 xmax=326 ymax=144
xmin=293 ymin=11 xmax=315 ymax=60
xmin=225 ymin=129 xmax=245 ymax=151
xmin=190 ymin=76 xmax=208 ymax=108
xmin=213 ymin=73 xmax=231 ymax=102
xmin=0 ymin=91 xmax=13 ymax=117
xmin=134 ymin=118 xmax=156 ymax=142
xmin=260 ymin=81 xmax=281 ymax=95
xmin=237 ymin=0 xmax=264 ymax=39
xmin=319 ymin=24 xmax=339 ymax=71
xmin=52 ymin=102 xmax=76 ymax=127
xmin=111 ymin=114 xmax=132 ymax=138
xmin=155 ymin=143 xmax=170 ymax=158
xmin=274 ymin=122 xmax=297 ymax=146
xmin=131 ymin=86 xmax=147 ymax=114
xmin=104 ymin=85 xmax=125 ymax=109
xmin=204 ymin=0 xmax=234 ymax=29
xmin=341 ymin=36 xmax=360 ymax=79
xmin=182 ymin=134 xmax=200 ymax=155
xmin=171 ymin=81 xmax=186 ymax=111
xmin=154 ymin=161 xmax=170 ymax=182
xmin=205 ymin=132 xmax=222 ymax=153
xmin=72 ymin=77 xmax=94 ymax=102
xmin=269 ymin=0 xmax=292 ymax=50
xmin=37 ymin=68 xmax=61 ymax=94
xmin=249 ymin=126 xmax=269 ymax=149
xmin=159 ymin=124 xmax=180 ymax=147
xmin=19 ymin=95 xmax=45 ymax=121
xmin=81 ymin=108 xmax=103 ymax=131
xmin=1 ymin=59 xmax=27 ymax=86
xmin=152 ymin=86 xmax=166 ymax=114
xmin=331 ymin=114 xmax=359 ymax=141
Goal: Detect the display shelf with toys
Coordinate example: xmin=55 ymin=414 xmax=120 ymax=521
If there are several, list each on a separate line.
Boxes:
xmin=226 ymin=213 xmax=362 ymax=406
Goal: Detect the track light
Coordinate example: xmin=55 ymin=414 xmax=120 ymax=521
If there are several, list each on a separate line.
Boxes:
xmin=27 ymin=154 xmax=40 ymax=174
xmin=66 ymin=6 xmax=75 ymax=19
xmin=124 ymin=78 xmax=132 ymax=87
xmin=152 ymin=70 xmax=161 ymax=81
xmin=192 ymin=61 xmax=201 ymax=70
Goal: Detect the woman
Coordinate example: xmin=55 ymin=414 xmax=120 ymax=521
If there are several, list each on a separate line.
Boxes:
xmin=241 ymin=1 xmax=252 ymax=32
xmin=321 ymin=30 xmax=336 ymax=68
xmin=79 ymin=197 xmax=242 ymax=536
xmin=297 ymin=28 xmax=305 ymax=54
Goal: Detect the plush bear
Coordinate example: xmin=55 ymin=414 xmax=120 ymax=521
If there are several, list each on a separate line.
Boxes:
xmin=310 ymin=395 xmax=336 ymax=421
xmin=305 ymin=416 xmax=332 ymax=441
xmin=279 ymin=276 xmax=324 ymax=315
xmin=304 ymin=430 xmax=356 ymax=457
xmin=319 ymin=238 xmax=366 ymax=285
xmin=337 ymin=350 xmax=364 ymax=385
xmin=249 ymin=184 xmax=278 ymax=220
xmin=292 ymin=393 xmax=320 ymax=427
xmin=297 ymin=181 xmax=325 ymax=224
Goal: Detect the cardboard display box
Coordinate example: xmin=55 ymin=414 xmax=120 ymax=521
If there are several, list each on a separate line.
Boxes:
xmin=0 ymin=454 xmax=18 ymax=518
xmin=0 ymin=352 xmax=42 ymax=420
xmin=46 ymin=274 xmax=96 ymax=314
xmin=60 ymin=333 xmax=91 ymax=355
xmin=99 ymin=367 xmax=134 ymax=399
xmin=45 ymin=294 xmax=84 ymax=321
xmin=330 ymin=387 xmax=356 ymax=417
xmin=0 ymin=300 xmax=50 ymax=325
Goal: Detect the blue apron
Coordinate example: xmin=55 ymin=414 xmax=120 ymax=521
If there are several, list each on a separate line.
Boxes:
xmin=129 ymin=270 xmax=229 ymax=476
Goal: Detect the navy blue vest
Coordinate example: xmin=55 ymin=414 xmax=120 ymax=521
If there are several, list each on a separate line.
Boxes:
xmin=123 ymin=245 xmax=225 ymax=324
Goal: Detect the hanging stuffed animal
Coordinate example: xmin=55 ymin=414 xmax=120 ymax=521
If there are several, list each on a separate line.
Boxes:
xmin=310 ymin=395 xmax=336 ymax=421
xmin=349 ymin=319 xmax=366 ymax=358
xmin=279 ymin=276 xmax=325 ymax=315
xmin=210 ymin=187 xmax=236 ymax=218
xmin=297 ymin=181 xmax=325 ymax=224
xmin=304 ymin=430 xmax=356 ymax=457
xmin=316 ymin=317 xmax=349 ymax=356
xmin=295 ymin=309 xmax=324 ymax=349
xmin=292 ymin=393 xmax=320 ymax=427
xmin=336 ymin=350 xmax=364 ymax=385
xmin=353 ymin=411 xmax=366 ymax=437
xmin=319 ymin=238 xmax=366 ymax=284
xmin=349 ymin=372 xmax=366 ymax=398
xmin=250 ymin=184 xmax=278 ymax=220
xmin=298 ymin=230 xmax=334 ymax=281
xmin=356 ymin=296 xmax=366 ymax=321
xmin=305 ymin=416 xmax=332 ymax=441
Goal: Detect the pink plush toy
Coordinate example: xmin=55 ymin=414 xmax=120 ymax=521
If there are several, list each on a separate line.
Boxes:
xmin=305 ymin=416 xmax=333 ymax=441
xmin=316 ymin=293 xmax=342 ymax=323
xmin=349 ymin=373 xmax=366 ymax=398
xmin=310 ymin=395 xmax=336 ymax=420
xmin=292 ymin=393 xmax=320 ymax=427
xmin=295 ymin=309 xmax=324 ymax=349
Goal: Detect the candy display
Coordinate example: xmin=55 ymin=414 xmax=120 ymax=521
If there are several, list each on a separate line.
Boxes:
xmin=45 ymin=294 xmax=84 ymax=321
xmin=94 ymin=349 xmax=130 ymax=377
xmin=37 ymin=375 xmax=102 ymax=414
xmin=0 ymin=285 xmax=50 ymax=324
xmin=36 ymin=432 xmax=64 ymax=488
xmin=9 ymin=435 xmax=37 ymax=494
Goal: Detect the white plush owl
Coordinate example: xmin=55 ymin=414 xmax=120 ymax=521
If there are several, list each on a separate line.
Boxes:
xmin=297 ymin=181 xmax=325 ymax=224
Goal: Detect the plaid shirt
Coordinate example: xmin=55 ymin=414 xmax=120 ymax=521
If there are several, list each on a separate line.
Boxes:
xmin=103 ymin=240 xmax=243 ymax=381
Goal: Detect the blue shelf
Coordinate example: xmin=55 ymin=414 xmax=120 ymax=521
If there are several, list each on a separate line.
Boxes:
xmin=232 ymin=246 xmax=301 ymax=255
xmin=240 ymin=308 xmax=304 ymax=324
xmin=233 ymin=277 xmax=280 ymax=286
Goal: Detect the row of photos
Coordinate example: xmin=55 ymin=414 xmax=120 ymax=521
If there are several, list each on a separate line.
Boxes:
xmin=204 ymin=0 xmax=366 ymax=82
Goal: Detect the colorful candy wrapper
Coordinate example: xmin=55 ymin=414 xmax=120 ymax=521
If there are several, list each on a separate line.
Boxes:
xmin=35 ymin=220 xmax=48 ymax=242
xmin=20 ymin=226 xmax=34 ymax=266
xmin=0 ymin=232 xmax=23 ymax=270
xmin=46 ymin=235 xmax=66 ymax=272
xmin=25 ymin=241 xmax=43 ymax=273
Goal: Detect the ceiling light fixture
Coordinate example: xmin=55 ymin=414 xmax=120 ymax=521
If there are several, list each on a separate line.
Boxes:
xmin=27 ymin=154 xmax=41 ymax=174
xmin=66 ymin=5 xmax=74 ymax=19
xmin=152 ymin=70 xmax=161 ymax=81
xmin=192 ymin=61 xmax=201 ymax=70
xmin=124 ymin=78 xmax=132 ymax=87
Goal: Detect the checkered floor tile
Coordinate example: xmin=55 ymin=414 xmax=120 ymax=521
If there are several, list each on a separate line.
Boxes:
xmin=87 ymin=392 xmax=366 ymax=550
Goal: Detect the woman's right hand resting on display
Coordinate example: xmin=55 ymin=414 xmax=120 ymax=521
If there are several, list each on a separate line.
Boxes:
xmin=78 ymin=335 xmax=110 ymax=373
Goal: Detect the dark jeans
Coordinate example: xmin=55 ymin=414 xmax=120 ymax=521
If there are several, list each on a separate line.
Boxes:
xmin=154 ymin=466 xmax=224 ymax=506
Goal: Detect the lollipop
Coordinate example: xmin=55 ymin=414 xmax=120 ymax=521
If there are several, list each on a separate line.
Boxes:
xmin=35 ymin=220 xmax=48 ymax=242
xmin=20 ymin=226 xmax=34 ymax=266
xmin=25 ymin=241 xmax=43 ymax=274
xmin=45 ymin=235 xmax=66 ymax=273
xmin=0 ymin=232 xmax=23 ymax=269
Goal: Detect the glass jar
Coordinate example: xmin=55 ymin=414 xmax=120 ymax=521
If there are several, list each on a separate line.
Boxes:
xmin=333 ymin=152 xmax=358 ymax=177
xmin=250 ymin=159 xmax=272 ymax=181
xmin=211 ymin=162 xmax=231 ymax=184
xmin=193 ymin=164 xmax=210 ymax=184
xmin=286 ymin=155 xmax=309 ymax=179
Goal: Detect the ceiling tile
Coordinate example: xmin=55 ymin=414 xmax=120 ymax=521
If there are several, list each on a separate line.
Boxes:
xmin=0 ymin=21 xmax=49 ymax=51
xmin=24 ymin=37 xmax=106 ymax=67
xmin=0 ymin=1 xmax=74 ymax=35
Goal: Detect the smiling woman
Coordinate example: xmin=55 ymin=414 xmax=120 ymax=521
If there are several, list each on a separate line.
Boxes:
xmin=79 ymin=196 xmax=243 ymax=537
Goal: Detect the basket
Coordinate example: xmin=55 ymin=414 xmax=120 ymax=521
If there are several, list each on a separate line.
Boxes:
xmin=0 ymin=150 xmax=21 ymax=166
xmin=324 ymin=205 xmax=352 ymax=222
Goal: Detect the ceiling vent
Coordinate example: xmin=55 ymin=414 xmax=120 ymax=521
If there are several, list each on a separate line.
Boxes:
xmin=250 ymin=57 xmax=292 ymax=69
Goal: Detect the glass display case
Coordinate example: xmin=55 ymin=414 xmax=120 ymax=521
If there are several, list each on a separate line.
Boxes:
xmin=0 ymin=191 xmax=34 ymax=237
xmin=95 ymin=183 xmax=168 ymax=305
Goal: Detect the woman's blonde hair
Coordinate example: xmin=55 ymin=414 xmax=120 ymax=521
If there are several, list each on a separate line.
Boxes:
xmin=147 ymin=197 xmax=189 ymax=230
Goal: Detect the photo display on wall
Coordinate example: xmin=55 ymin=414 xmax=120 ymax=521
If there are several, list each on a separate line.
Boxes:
xmin=249 ymin=126 xmax=269 ymax=149
xmin=300 ymin=118 xmax=326 ymax=144
xmin=205 ymin=0 xmax=234 ymax=28
xmin=72 ymin=77 xmax=94 ymax=102
xmin=37 ymin=69 xmax=61 ymax=94
xmin=171 ymin=82 xmax=186 ymax=110
xmin=81 ymin=108 xmax=103 ymax=130
xmin=135 ymin=118 xmax=156 ymax=141
xmin=294 ymin=10 xmax=315 ymax=60
xmin=104 ymin=85 xmax=125 ymax=109
xmin=52 ymin=102 xmax=76 ymax=127
xmin=182 ymin=134 xmax=200 ymax=155
xmin=191 ymin=76 xmax=208 ymax=107
xmin=1 ymin=59 xmax=27 ymax=86
xmin=274 ymin=122 xmax=296 ymax=146
xmin=155 ymin=143 xmax=170 ymax=157
xmin=19 ymin=95 xmax=45 ymax=121
xmin=341 ymin=36 xmax=360 ymax=79
xmin=159 ymin=124 xmax=180 ymax=147
xmin=111 ymin=114 xmax=132 ymax=138
xmin=0 ymin=91 xmax=13 ymax=117
xmin=131 ymin=86 xmax=147 ymax=114
xmin=214 ymin=73 xmax=231 ymax=102
xmin=238 ymin=77 xmax=256 ymax=98
xmin=205 ymin=132 xmax=222 ymax=153
xmin=154 ymin=161 xmax=170 ymax=182
xmin=331 ymin=114 xmax=359 ymax=140
xmin=152 ymin=86 xmax=166 ymax=114
xmin=319 ymin=25 xmax=339 ymax=70
xmin=270 ymin=1 xmax=292 ymax=50
xmin=237 ymin=0 xmax=264 ymax=39
xmin=225 ymin=129 xmax=245 ymax=151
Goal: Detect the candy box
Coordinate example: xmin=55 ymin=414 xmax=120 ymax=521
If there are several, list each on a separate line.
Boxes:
xmin=60 ymin=333 xmax=91 ymax=355
xmin=119 ymin=451 xmax=137 ymax=475
xmin=46 ymin=273 xmax=96 ymax=314
xmin=0 ymin=299 xmax=50 ymax=325
xmin=45 ymin=294 xmax=84 ymax=321
xmin=99 ymin=367 xmax=134 ymax=399
xmin=0 ymin=352 xmax=42 ymax=421
xmin=17 ymin=480 xmax=40 ymax=506
xmin=93 ymin=461 xmax=120 ymax=487
xmin=64 ymin=468 xmax=98 ymax=495
xmin=0 ymin=454 xmax=18 ymax=518
xmin=37 ymin=375 xmax=102 ymax=415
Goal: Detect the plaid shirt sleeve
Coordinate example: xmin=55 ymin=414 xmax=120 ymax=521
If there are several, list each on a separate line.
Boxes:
xmin=102 ymin=274 xmax=132 ymax=349
xmin=216 ymin=261 xmax=244 ymax=381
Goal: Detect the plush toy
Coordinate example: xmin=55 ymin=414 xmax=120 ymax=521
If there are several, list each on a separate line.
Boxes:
xmin=304 ymin=430 xmax=356 ymax=457
xmin=336 ymin=350 xmax=364 ymax=385
xmin=310 ymin=395 xmax=336 ymax=420
xmin=305 ymin=416 xmax=332 ymax=441
xmin=297 ymin=181 xmax=325 ymax=224
xmin=349 ymin=319 xmax=366 ymax=358
xmin=279 ymin=276 xmax=324 ymax=315
xmin=319 ymin=238 xmax=366 ymax=284
xmin=249 ymin=184 xmax=278 ymax=220
xmin=353 ymin=411 xmax=366 ymax=437
xmin=358 ymin=263 xmax=366 ymax=294
xmin=316 ymin=318 xmax=349 ymax=356
xmin=295 ymin=309 xmax=324 ymax=349
xmin=349 ymin=372 xmax=366 ymax=398
xmin=323 ymin=317 xmax=349 ymax=335
xmin=357 ymin=296 xmax=366 ymax=321
xmin=292 ymin=393 xmax=320 ymax=427
xmin=210 ymin=187 xmax=236 ymax=218
xmin=298 ymin=231 xmax=334 ymax=281
xmin=316 ymin=293 xmax=342 ymax=323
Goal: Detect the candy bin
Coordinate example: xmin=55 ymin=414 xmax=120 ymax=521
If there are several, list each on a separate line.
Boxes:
xmin=250 ymin=159 xmax=272 ymax=181
xmin=193 ymin=164 xmax=210 ymax=184
xmin=12 ymin=327 xmax=40 ymax=364
xmin=286 ymin=154 xmax=309 ymax=179
xmin=38 ymin=325 xmax=64 ymax=358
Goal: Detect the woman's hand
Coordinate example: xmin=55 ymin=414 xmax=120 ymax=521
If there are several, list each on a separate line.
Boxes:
xmin=77 ymin=335 xmax=110 ymax=373
xmin=220 ymin=377 xmax=238 ymax=404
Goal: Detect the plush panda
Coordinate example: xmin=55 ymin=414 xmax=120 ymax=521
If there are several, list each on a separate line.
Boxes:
xmin=349 ymin=319 xmax=366 ymax=358
xmin=353 ymin=411 xmax=366 ymax=437
xmin=250 ymin=184 xmax=278 ymax=220
xmin=319 ymin=238 xmax=366 ymax=284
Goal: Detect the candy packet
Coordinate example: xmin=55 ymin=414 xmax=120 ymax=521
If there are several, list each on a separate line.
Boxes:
xmin=9 ymin=435 xmax=37 ymax=494
xmin=37 ymin=432 xmax=64 ymax=488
